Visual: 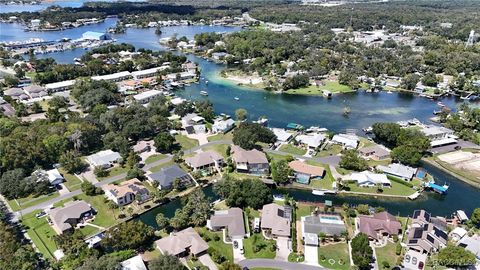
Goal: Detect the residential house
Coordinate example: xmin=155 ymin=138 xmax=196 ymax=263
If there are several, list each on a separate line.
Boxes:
xmin=147 ymin=165 xmax=192 ymax=190
xmin=455 ymin=210 xmax=469 ymax=224
xmin=450 ymin=227 xmax=468 ymax=242
xmin=4 ymin=87 xmax=28 ymax=100
xmin=121 ymin=255 xmax=147 ymax=270
xmin=271 ymin=128 xmax=293 ymax=143
xmin=133 ymin=140 xmax=152 ymax=154
xmin=185 ymin=150 xmax=224 ymax=173
xmin=458 ymin=234 xmax=480 ymax=260
xmin=377 ymin=163 xmax=417 ymax=181
xmin=331 ymin=134 xmax=359 ymax=149
xmin=132 ymin=90 xmax=162 ymax=104
xmin=0 ymin=97 xmax=15 ymax=117
xmin=212 ymin=118 xmax=235 ymax=133
xmin=207 ymin=208 xmax=247 ymax=240
xmin=359 ymin=145 xmax=390 ymax=160
xmin=155 ymin=227 xmax=208 ymax=257
xmin=103 ymin=178 xmax=150 ymax=206
xmin=131 ymin=67 xmax=167 ymax=80
xmin=296 ymin=133 xmax=326 ymax=150
xmin=357 ymin=211 xmax=402 ymax=242
xmin=288 ymin=160 xmax=325 ymax=184
xmin=45 ymin=80 xmax=75 ymax=93
xmin=91 ymin=71 xmax=131 ymax=82
xmin=46 ymin=168 xmax=64 ymax=185
xmin=347 ymin=171 xmax=391 ymax=188
xmin=23 ymin=85 xmax=47 ymax=99
xmin=302 ymin=213 xmax=346 ymax=246
xmin=181 ymin=113 xmax=204 ymax=128
xmin=86 ymin=150 xmax=122 ymax=168
xmin=420 ymin=125 xmax=457 ymax=147
xmin=231 ymin=145 xmax=269 ymax=175
xmin=212 ymin=52 xmax=228 ymax=61
xmin=407 ymin=210 xmax=448 ymax=254
xmin=49 ymin=200 xmax=94 ymax=234
xmin=261 ymin=203 xmax=292 ymax=238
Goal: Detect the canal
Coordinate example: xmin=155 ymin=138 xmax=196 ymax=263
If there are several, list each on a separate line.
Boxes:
xmin=1 ymin=14 xmax=479 ymax=227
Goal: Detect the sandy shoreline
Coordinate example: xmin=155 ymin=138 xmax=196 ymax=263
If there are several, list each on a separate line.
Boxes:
xmin=222 ymin=71 xmax=263 ymax=85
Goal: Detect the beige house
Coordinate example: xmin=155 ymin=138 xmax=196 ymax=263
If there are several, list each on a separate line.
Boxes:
xmin=261 ymin=203 xmax=292 ymax=238
xmin=155 ymin=227 xmax=208 ymax=257
xmin=49 ymin=200 xmax=94 ymax=234
xmin=103 ymin=178 xmax=150 ymax=206
xmin=185 ymin=150 xmax=224 ymax=173
xmin=231 ymin=145 xmax=269 ymax=175
xmin=359 ymin=145 xmax=390 ymax=160
xmin=207 ymin=208 xmax=247 ymax=240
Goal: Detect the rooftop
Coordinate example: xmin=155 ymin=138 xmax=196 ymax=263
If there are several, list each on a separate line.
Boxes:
xmin=185 ymin=150 xmax=224 ymax=168
xmin=209 ymin=208 xmax=246 ymax=238
xmin=231 ymin=145 xmax=268 ymax=164
xmin=261 ymin=203 xmax=292 ymax=237
xmin=288 ymin=160 xmax=325 ymax=177
xmin=49 ymin=200 xmax=91 ymax=232
xmin=155 ymin=227 xmax=208 ymax=256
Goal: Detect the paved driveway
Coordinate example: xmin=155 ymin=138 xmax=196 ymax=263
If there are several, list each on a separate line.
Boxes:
xmin=304 ymin=244 xmax=318 ymax=265
xmin=233 ymin=238 xmax=245 ymax=263
xmin=239 ymin=259 xmax=327 ymax=270
xmin=198 ymin=254 xmax=218 ymax=270
xmin=275 ymin=237 xmax=291 ymax=261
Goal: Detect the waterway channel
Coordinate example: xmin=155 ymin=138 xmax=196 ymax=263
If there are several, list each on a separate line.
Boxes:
xmin=1 ymin=15 xmax=479 ymax=225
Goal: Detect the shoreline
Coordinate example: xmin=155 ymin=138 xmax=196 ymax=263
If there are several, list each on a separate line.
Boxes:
xmin=422 ymin=158 xmax=480 ymax=189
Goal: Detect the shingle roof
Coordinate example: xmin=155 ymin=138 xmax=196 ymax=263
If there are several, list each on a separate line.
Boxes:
xmin=155 ymin=227 xmax=208 ymax=256
xmin=231 ymin=145 xmax=268 ymax=164
xmin=209 ymin=208 xmax=246 ymax=238
xmin=148 ymin=165 xmax=190 ymax=187
xmin=103 ymin=179 xmax=149 ymax=198
xmin=261 ymin=203 xmax=292 ymax=237
xmin=49 ymin=200 xmax=91 ymax=232
xmin=358 ymin=211 xmax=401 ymax=240
xmin=289 ymin=160 xmax=325 ymax=177
xmin=185 ymin=150 xmax=224 ymax=169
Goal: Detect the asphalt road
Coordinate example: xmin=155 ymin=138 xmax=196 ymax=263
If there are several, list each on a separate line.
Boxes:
xmin=17 ymin=140 xmax=232 ymax=216
xmin=239 ymin=259 xmax=327 ymax=270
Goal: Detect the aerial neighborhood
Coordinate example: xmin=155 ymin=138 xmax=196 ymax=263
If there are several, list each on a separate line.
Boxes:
xmin=0 ymin=1 xmax=480 ymax=270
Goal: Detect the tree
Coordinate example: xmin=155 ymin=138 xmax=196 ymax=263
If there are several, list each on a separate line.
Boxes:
xmin=154 ymin=132 xmax=176 ymax=153
xmin=271 ymin=160 xmax=292 ymax=184
xmin=283 ymin=74 xmax=309 ymax=90
xmin=437 ymin=245 xmax=476 ymax=267
xmin=391 ymin=145 xmax=423 ymax=166
xmin=356 ymin=204 xmax=370 ymax=215
xmin=371 ymin=122 xmax=401 ymax=148
xmin=173 ymin=178 xmax=185 ymax=191
xmin=214 ymin=176 xmax=273 ymax=209
xmin=351 ymin=233 xmax=374 ymax=270
xmin=339 ymin=149 xmax=368 ymax=171
xmin=81 ymin=181 xmax=102 ymax=196
xmin=0 ymin=219 xmax=40 ymax=270
xmin=48 ymin=96 xmax=68 ymax=110
xmin=469 ymin=208 xmax=480 ymax=228
xmin=126 ymin=166 xmax=145 ymax=180
xmin=94 ymin=166 xmax=109 ymax=178
xmin=101 ymin=221 xmax=154 ymax=251
xmin=60 ymin=150 xmax=86 ymax=173
xmin=148 ymin=254 xmax=185 ymax=270
xmin=232 ymin=122 xmax=276 ymax=150
xmin=421 ymin=72 xmax=438 ymax=87
xmin=126 ymin=151 xmax=140 ymax=169
xmin=235 ymin=108 xmax=248 ymax=121
xmin=156 ymin=213 xmax=169 ymax=230
xmin=402 ymin=74 xmax=420 ymax=90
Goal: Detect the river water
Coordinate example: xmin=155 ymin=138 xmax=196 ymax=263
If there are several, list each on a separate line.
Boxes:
xmin=1 ymin=15 xmax=479 ymax=224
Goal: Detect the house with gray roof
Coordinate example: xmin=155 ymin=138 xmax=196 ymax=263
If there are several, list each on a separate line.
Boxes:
xmin=261 ymin=203 xmax=292 ymax=238
xmin=458 ymin=234 xmax=480 ymax=260
xmin=302 ymin=213 xmax=347 ymax=246
xmin=185 ymin=150 xmax=224 ymax=173
xmin=49 ymin=200 xmax=94 ymax=234
xmin=377 ymin=163 xmax=417 ymax=181
xmin=155 ymin=227 xmax=208 ymax=257
xmin=207 ymin=207 xmax=247 ymax=240
xmin=4 ymin=87 xmax=28 ymax=100
xmin=147 ymin=165 xmax=192 ymax=190
xmin=231 ymin=145 xmax=269 ymax=175
xmin=23 ymin=85 xmax=47 ymax=98
xmin=407 ymin=210 xmax=448 ymax=254
xmin=359 ymin=145 xmax=390 ymax=160
xmin=86 ymin=150 xmax=122 ymax=168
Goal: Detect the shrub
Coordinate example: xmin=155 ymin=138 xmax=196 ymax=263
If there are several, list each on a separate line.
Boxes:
xmin=118 ymin=214 xmax=126 ymax=219
xmin=382 ymin=261 xmax=390 ymax=269
xmin=387 ymin=175 xmax=413 ymax=188
xmin=319 ymin=254 xmax=326 ymax=261
xmin=213 ymin=234 xmax=220 ymax=241
xmin=396 ymin=242 xmax=402 ymax=255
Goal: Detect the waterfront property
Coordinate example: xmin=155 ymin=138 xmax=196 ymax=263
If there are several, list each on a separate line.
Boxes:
xmin=377 ymin=163 xmax=417 ymax=181
xmin=147 ymin=164 xmax=192 ymax=190
xmin=155 ymin=227 xmax=208 ymax=257
xmin=296 ymin=132 xmax=326 ymax=150
xmin=231 ymin=145 xmax=269 ymax=175
xmin=48 ymin=200 xmax=94 ymax=235
xmin=331 ymin=134 xmax=359 ymax=149
xmin=212 ymin=117 xmax=235 ymax=133
xmin=301 ymin=213 xmax=346 ymax=246
xmin=260 ymin=203 xmax=292 ymax=238
xmin=420 ymin=124 xmax=457 ymax=147
xmin=357 ymin=211 xmax=401 ymax=242
xmin=288 ymin=160 xmax=325 ymax=184
xmin=85 ymin=149 xmax=122 ymax=169
xmin=131 ymin=90 xmax=162 ymax=104
xmin=346 ymin=171 xmax=391 ymax=188
xmin=458 ymin=234 xmax=480 ymax=260
xmin=359 ymin=145 xmax=390 ymax=161
xmin=271 ymin=128 xmax=293 ymax=143
xmin=407 ymin=210 xmax=448 ymax=254
xmin=103 ymin=178 xmax=150 ymax=206
xmin=207 ymin=207 xmax=247 ymax=240
xmin=45 ymin=80 xmax=75 ymax=93
xmin=185 ymin=150 xmax=224 ymax=173
xmin=82 ymin=31 xmax=111 ymax=41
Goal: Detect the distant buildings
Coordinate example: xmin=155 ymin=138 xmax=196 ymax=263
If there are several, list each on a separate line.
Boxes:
xmin=82 ymin=31 xmax=111 ymax=41
xmin=261 ymin=203 xmax=292 ymax=238
xmin=231 ymin=145 xmax=269 ymax=175
xmin=49 ymin=200 xmax=94 ymax=234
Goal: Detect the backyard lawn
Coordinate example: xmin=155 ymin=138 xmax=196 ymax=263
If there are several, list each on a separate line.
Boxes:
xmin=175 ymin=135 xmax=199 ymax=150
xmin=145 ymin=154 xmax=167 ymax=164
xmin=196 ymin=227 xmax=233 ymax=263
xmin=21 ymin=211 xmax=58 ymax=260
xmin=296 ymin=203 xmax=314 ymax=221
xmin=285 ymin=81 xmax=354 ymax=96
xmin=318 ymin=243 xmax=351 ymax=270
xmin=266 ymin=152 xmax=294 ymax=162
xmin=202 ymin=144 xmax=230 ymax=158
xmin=77 ymin=193 xmax=121 ymax=229
xmin=97 ymin=165 xmax=129 ymax=180
xmin=375 ymin=242 xmax=399 ymax=269
xmin=243 ymin=233 xmax=276 ymax=259
xmin=279 ymin=144 xmax=306 ymax=156
xmin=59 ymin=168 xmax=83 ymax=191
xmin=346 ymin=179 xmax=416 ymax=196
xmin=207 ymin=132 xmax=233 ymax=142
xmin=305 ymin=161 xmax=335 ymax=190
xmin=316 ymin=144 xmax=343 ymax=157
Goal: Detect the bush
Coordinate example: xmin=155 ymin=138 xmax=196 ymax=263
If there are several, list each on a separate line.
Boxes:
xmin=94 ymin=166 xmax=110 ymax=177
xmin=396 ymin=242 xmax=402 ymax=255
xmin=382 ymin=261 xmax=390 ymax=269
xmin=319 ymin=254 xmax=326 ymax=261
xmin=118 ymin=214 xmax=126 ymax=219
xmin=213 ymin=234 xmax=220 ymax=241
xmin=387 ymin=175 xmax=414 ymax=187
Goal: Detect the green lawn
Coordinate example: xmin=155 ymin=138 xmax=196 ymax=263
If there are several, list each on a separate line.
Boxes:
xmin=149 ymin=160 xmax=176 ymax=173
xmin=375 ymin=242 xmax=399 ymax=269
xmin=296 ymin=203 xmax=314 ymax=221
xmin=97 ymin=165 xmax=129 ymax=180
xmin=318 ymin=243 xmax=351 ymax=270
xmin=196 ymin=227 xmax=233 ymax=262
xmin=346 ymin=179 xmax=416 ymax=196
xmin=285 ymin=81 xmax=354 ymax=96
xmin=316 ymin=144 xmax=343 ymax=157
xmin=145 ymin=154 xmax=167 ymax=164
xmin=358 ymin=137 xmax=376 ymax=148
xmin=202 ymin=144 xmax=230 ymax=158
xmin=267 ymin=152 xmax=294 ymax=162
xmin=243 ymin=233 xmax=276 ymax=259
xmin=279 ymin=144 xmax=306 ymax=156
xmin=21 ymin=211 xmax=58 ymax=260
xmin=305 ymin=161 xmax=335 ymax=189
xmin=207 ymin=132 xmax=233 ymax=142
xmin=8 ymin=192 xmax=60 ymax=211
xmin=175 ymin=135 xmax=199 ymax=150
xmin=59 ymin=168 xmax=83 ymax=191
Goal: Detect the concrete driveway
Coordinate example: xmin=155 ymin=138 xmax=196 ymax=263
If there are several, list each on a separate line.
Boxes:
xmin=304 ymin=244 xmax=318 ymax=265
xmin=198 ymin=254 xmax=218 ymax=270
xmin=233 ymin=238 xmax=245 ymax=263
xmin=275 ymin=237 xmax=291 ymax=261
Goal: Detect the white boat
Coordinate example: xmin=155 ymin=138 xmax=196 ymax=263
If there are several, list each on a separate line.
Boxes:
xmin=312 ymin=190 xmax=325 ymax=196
xmin=234 ymin=97 xmax=239 ymax=101
xmin=200 ymin=91 xmax=208 ymax=96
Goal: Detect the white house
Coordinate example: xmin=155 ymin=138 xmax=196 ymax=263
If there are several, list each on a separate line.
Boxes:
xmin=271 ymin=128 xmax=293 ymax=143
xmin=212 ymin=118 xmax=235 ymax=133
xmin=45 ymin=80 xmax=76 ymax=93
xmin=103 ymin=179 xmax=149 ymax=206
xmin=347 ymin=171 xmax=391 ymax=187
xmin=86 ymin=150 xmax=122 ymax=168
xmin=331 ymin=134 xmax=359 ymax=149
xmin=46 ymin=169 xmax=65 ymax=186
xmin=132 ymin=90 xmax=162 ymax=104
xmin=296 ymin=133 xmax=326 ymax=149
xmin=91 ymin=71 xmax=131 ymax=82
xmin=377 ymin=163 xmax=417 ymax=181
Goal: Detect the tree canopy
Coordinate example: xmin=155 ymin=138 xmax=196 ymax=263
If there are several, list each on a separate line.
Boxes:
xmin=214 ymin=175 xmax=273 ymax=209
xmin=232 ymin=122 xmax=276 ymax=150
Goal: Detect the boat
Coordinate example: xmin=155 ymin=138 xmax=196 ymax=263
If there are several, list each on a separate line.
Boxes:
xmin=205 ymin=80 xmax=209 ymax=85
xmin=312 ymin=190 xmax=325 ymax=196
xmin=425 ymin=181 xmax=449 ymax=195
xmin=363 ymin=126 xmax=373 ymax=133
xmin=200 ymin=91 xmax=208 ymax=96
xmin=234 ymin=97 xmax=239 ymax=101
xmin=437 ymin=102 xmax=445 ymax=107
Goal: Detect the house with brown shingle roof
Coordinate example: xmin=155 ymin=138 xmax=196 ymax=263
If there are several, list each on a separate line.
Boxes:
xmin=231 ymin=145 xmax=269 ymax=175
xmin=288 ymin=160 xmax=325 ymax=184
xmin=261 ymin=203 xmax=292 ymax=238
xmin=49 ymin=200 xmax=94 ymax=234
xmin=103 ymin=178 xmax=150 ymax=206
xmin=357 ymin=211 xmax=402 ymax=242
xmin=207 ymin=207 xmax=247 ymax=240
xmin=185 ymin=150 xmax=224 ymax=173
xmin=155 ymin=227 xmax=208 ymax=257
